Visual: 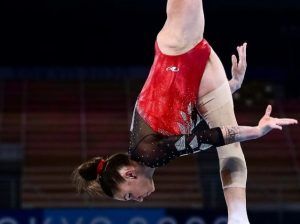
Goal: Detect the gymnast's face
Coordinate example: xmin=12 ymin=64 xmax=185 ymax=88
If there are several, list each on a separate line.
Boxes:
xmin=113 ymin=165 xmax=155 ymax=202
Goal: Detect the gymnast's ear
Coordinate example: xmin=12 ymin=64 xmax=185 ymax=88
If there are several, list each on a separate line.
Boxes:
xmin=124 ymin=170 xmax=137 ymax=179
xmin=119 ymin=166 xmax=137 ymax=179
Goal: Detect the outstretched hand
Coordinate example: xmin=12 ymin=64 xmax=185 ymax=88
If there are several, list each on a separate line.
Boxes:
xmin=258 ymin=105 xmax=298 ymax=136
xmin=231 ymin=43 xmax=247 ymax=86
xmin=229 ymin=42 xmax=247 ymax=93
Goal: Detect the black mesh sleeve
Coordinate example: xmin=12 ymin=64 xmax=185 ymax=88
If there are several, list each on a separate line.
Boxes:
xmin=129 ymin=127 xmax=225 ymax=168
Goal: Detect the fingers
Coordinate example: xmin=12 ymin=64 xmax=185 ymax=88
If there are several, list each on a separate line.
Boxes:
xmin=231 ymin=54 xmax=238 ymax=68
xmin=265 ymin=105 xmax=272 ymax=117
xmin=237 ymin=42 xmax=247 ymax=66
xmin=243 ymin=42 xmax=247 ymax=57
xmin=273 ymin=124 xmax=283 ymax=130
xmin=276 ymin=118 xmax=298 ymax=126
xmin=237 ymin=45 xmax=243 ymax=59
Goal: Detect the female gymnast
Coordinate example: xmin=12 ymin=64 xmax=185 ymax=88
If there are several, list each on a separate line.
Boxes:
xmin=72 ymin=1 xmax=297 ymax=223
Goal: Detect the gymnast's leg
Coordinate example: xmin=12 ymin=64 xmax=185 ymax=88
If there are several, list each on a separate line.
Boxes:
xmin=157 ymin=0 xmax=250 ymax=223
xmin=157 ymin=0 xmax=204 ymax=55
xmin=197 ymin=83 xmax=249 ymax=224
xmin=195 ymin=6 xmax=249 ymax=224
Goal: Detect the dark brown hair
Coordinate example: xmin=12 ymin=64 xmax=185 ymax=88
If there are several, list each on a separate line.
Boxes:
xmin=72 ymin=153 xmax=131 ymax=198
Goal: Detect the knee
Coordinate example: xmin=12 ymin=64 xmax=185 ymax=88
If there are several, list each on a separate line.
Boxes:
xmin=220 ymin=157 xmax=248 ymax=188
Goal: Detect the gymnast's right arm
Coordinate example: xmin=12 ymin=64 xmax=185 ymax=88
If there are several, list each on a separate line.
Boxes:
xmin=129 ymin=105 xmax=297 ymax=168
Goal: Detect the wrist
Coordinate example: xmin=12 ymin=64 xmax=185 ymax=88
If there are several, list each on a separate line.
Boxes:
xmin=254 ymin=126 xmax=263 ymax=139
xmin=229 ymin=79 xmax=241 ymax=93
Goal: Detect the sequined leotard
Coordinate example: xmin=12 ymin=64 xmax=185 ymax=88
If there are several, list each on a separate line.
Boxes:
xmin=137 ymin=39 xmax=211 ymax=135
xmin=129 ymin=39 xmax=225 ymax=168
xmin=129 ymin=108 xmax=225 ymax=168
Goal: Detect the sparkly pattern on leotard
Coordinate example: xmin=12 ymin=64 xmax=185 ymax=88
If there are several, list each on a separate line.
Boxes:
xmin=129 ymin=108 xmax=225 ymax=168
xmin=128 ymin=39 xmax=223 ymax=168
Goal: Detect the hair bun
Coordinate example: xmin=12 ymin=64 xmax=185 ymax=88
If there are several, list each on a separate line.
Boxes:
xmin=78 ymin=157 xmax=102 ymax=181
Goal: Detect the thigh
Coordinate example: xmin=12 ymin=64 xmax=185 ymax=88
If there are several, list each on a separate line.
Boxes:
xmin=196 ymin=81 xmax=245 ymax=160
xmin=157 ymin=0 xmax=205 ymax=55
xmin=196 ymin=71 xmax=248 ymax=189
xmin=198 ymin=48 xmax=228 ymax=97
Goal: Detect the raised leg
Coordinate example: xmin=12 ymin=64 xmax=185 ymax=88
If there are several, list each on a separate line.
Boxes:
xmin=157 ymin=0 xmax=205 ymax=55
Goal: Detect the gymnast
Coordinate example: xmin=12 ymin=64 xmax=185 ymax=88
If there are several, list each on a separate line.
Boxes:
xmin=72 ymin=1 xmax=297 ymax=223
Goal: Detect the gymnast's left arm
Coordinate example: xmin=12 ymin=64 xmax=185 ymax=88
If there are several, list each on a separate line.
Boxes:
xmin=130 ymin=105 xmax=297 ymax=168
xmin=163 ymin=104 xmax=297 ymax=159
xmin=221 ymin=105 xmax=298 ymax=144
xmin=229 ymin=42 xmax=247 ymax=93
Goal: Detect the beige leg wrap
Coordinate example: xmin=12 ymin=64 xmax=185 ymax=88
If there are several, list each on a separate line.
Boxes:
xmin=197 ymin=82 xmax=247 ymax=188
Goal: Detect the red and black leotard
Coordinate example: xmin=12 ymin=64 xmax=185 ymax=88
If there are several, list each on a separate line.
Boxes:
xmin=129 ymin=39 xmax=225 ymax=168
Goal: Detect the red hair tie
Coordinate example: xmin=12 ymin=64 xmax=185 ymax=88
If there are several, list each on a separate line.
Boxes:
xmin=97 ymin=159 xmax=106 ymax=175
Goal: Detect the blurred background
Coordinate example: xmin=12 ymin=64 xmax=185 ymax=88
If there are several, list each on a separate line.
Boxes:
xmin=0 ymin=0 xmax=299 ymax=223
